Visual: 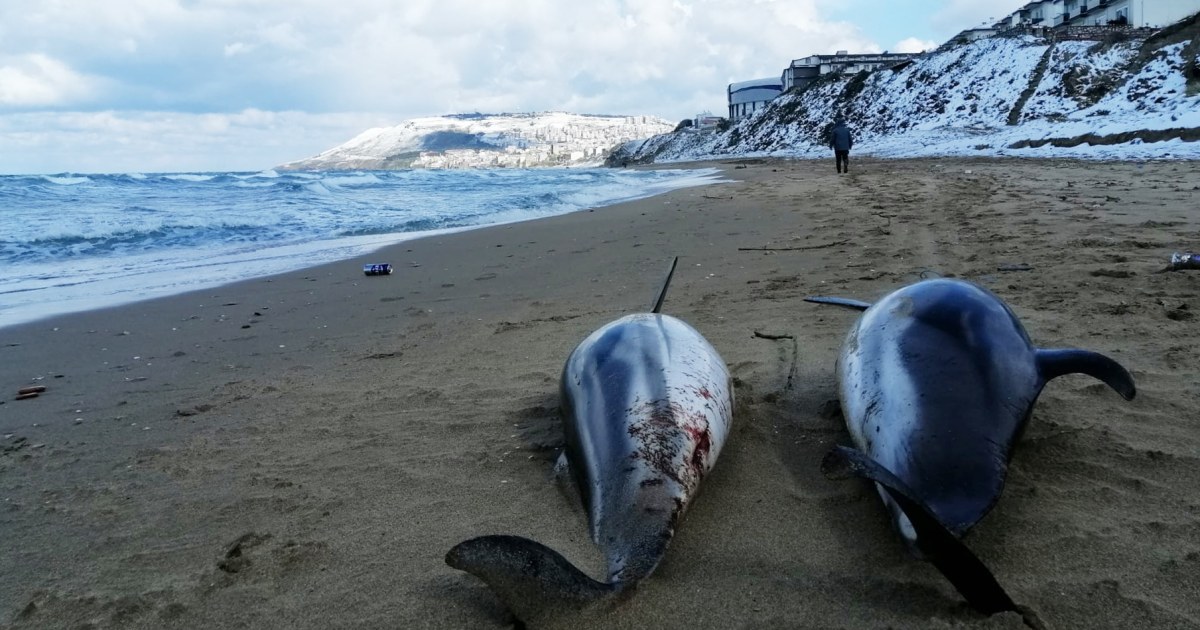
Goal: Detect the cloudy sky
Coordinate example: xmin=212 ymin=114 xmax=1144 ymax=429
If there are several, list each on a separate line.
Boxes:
xmin=0 ymin=0 xmax=1025 ymax=174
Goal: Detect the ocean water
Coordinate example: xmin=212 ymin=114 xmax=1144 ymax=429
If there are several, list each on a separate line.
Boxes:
xmin=0 ymin=168 xmax=723 ymax=328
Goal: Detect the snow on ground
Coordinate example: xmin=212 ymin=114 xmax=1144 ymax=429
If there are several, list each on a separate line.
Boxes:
xmin=867 ymin=36 xmax=1048 ymax=132
xmin=284 ymin=112 xmax=676 ymax=169
xmin=617 ymin=33 xmax=1200 ymax=164
xmin=1080 ymin=42 xmax=1200 ymax=130
xmin=1020 ymin=40 xmax=1138 ymax=122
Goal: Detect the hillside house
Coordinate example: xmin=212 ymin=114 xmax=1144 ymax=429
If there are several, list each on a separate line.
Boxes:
xmin=1015 ymin=1 xmax=1049 ymax=26
xmin=949 ymin=24 xmax=1001 ymax=45
xmin=997 ymin=0 xmax=1200 ymax=29
xmin=1060 ymin=0 xmax=1200 ymax=27
xmin=781 ymin=51 xmax=917 ymax=92
xmin=727 ymin=78 xmax=784 ymax=121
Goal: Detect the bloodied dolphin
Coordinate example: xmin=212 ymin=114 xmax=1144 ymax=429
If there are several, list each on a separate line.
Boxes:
xmin=807 ymin=278 xmax=1135 ymax=621
xmin=447 ymin=258 xmax=733 ymax=626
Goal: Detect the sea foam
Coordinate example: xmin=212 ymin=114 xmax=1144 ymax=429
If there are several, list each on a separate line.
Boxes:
xmin=0 ymin=167 xmax=725 ymax=327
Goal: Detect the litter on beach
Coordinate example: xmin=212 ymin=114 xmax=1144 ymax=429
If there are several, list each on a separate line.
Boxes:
xmin=1156 ymin=252 xmax=1200 ymax=273
xmin=363 ymin=263 xmax=394 ymax=276
xmin=1167 ymin=252 xmax=1200 ymax=271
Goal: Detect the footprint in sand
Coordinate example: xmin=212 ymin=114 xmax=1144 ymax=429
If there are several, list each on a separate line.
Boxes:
xmin=216 ymin=531 xmax=329 ymax=578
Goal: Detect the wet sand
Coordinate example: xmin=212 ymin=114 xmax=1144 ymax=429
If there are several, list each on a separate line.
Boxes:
xmin=2 ymin=157 xmax=1198 ymax=629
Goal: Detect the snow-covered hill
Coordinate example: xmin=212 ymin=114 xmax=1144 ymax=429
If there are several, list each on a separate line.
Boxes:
xmin=280 ymin=112 xmax=675 ymax=170
xmin=611 ymin=23 xmax=1200 ymax=164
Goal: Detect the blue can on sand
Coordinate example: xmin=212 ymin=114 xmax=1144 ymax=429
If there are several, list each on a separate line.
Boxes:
xmin=363 ymin=263 xmax=393 ymax=276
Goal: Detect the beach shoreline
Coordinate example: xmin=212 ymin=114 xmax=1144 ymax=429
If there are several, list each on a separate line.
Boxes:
xmin=2 ymin=157 xmax=1198 ymax=629
xmin=0 ymin=167 xmax=725 ymax=330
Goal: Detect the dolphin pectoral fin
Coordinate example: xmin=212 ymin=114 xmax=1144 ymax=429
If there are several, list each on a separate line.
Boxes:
xmin=821 ymin=446 xmax=1030 ymax=621
xmin=551 ymin=452 xmax=585 ymax=512
xmin=446 ymin=535 xmax=619 ymax=624
xmin=1036 ymin=348 xmax=1136 ymax=400
xmin=803 ymin=296 xmax=872 ymax=311
xmin=552 ymin=450 xmax=571 ymax=481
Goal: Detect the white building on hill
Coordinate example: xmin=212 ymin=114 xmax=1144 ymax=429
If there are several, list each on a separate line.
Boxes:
xmin=781 ymin=51 xmax=916 ymax=92
xmin=1062 ymin=0 xmax=1200 ymax=27
xmin=999 ymin=0 xmax=1200 ymax=29
xmin=727 ymin=78 xmax=783 ymax=121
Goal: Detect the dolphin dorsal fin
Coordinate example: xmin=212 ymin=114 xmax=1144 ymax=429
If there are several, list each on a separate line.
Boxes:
xmin=804 ymin=296 xmax=872 ymax=311
xmin=821 ymin=446 xmax=1044 ymax=629
xmin=650 ymin=257 xmax=679 ymax=314
xmin=446 ymin=535 xmax=619 ymax=625
xmin=1036 ymin=349 xmax=1136 ymax=400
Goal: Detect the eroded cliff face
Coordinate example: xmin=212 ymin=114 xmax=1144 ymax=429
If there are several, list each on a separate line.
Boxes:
xmin=610 ymin=24 xmax=1200 ymax=164
xmin=279 ymin=112 xmax=675 ymax=170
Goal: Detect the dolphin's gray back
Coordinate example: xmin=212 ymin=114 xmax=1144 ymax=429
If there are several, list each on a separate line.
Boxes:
xmin=838 ymin=280 xmax=1041 ymax=534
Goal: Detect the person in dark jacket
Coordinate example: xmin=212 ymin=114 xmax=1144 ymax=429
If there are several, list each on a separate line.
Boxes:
xmin=830 ymin=118 xmax=853 ymax=174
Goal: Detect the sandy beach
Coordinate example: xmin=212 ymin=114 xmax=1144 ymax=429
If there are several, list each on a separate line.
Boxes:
xmin=2 ymin=157 xmax=1198 ymax=629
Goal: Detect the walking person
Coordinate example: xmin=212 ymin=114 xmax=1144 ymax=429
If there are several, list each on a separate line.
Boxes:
xmin=830 ymin=117 xmax=853 ymax=174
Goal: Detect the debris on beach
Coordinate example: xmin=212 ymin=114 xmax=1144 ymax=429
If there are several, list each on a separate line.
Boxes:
xmin=1157 ymin=252 xmax=1200 ymax=273
xmin=15 ymin=385 xmax=46 ymax=400
xmin=363 ymin=263 xmax=393 ymax=276
xmin=997 ymin=263 xmax=1033 ymax=272
xmin=1164 ymin=302 xmax=1194 ymax=321
xmin=176 ymin=404 xmax=214 ymax=417
xmin=1092 ymin=268 xmax=1135 ymax=279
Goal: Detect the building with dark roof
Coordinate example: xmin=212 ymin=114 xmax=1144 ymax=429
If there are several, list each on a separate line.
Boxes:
xmin=781 ymin=51 xmax=918 ymax=92
xmin=727 ymin=78 xmax=784 ymax=121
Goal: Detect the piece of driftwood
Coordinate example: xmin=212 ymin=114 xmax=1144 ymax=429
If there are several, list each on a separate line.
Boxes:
xmin=738 ymin=239 xmax=850 ymax=252
xmin=754 ymin=331 xmax=799 ymax=391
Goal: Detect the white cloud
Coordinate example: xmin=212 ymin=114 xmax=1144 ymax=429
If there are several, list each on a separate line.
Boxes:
xmin=893 ymin=37 xmax=938 ymax=54
xmin=224 ymin=42 xmax=255 ymax=57
xmin=0 ymin=54 xmax=100 ymax=106
xmin=0 ymin=109 xmax=396 ymax=173
xmin=258 ymin=22 xmax=306 ymax=50
xmin=0 ymin=0 xmax=911 ymax=171
xmin=0 ymin=0 xmax=881 ymax=120
xmin=224 ymin=42 xmax=254 ymax=57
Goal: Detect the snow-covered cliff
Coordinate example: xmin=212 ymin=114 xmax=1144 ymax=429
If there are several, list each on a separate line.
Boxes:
xmin=280 ymin=112 xmax=675 ymax=170
xmin=611 ymin=22 xmax=1200 ymax=163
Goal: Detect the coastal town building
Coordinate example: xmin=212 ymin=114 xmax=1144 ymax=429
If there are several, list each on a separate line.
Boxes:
xmin=993 ymin=0 xmax=1200 ymax=30
xmin=945 ymin=0 xmax=1196 ymax=46
xmin=1017 ymin=1 xmax=1060 ymax=26
xmin=781 ymin=51 xmax=917 ymax=92
xmin=727 ymin=78 xmax=784 ymax=121
xmin=722 ymin=52 xmax=915 ymax=120
xmin=952 ymin=25 xmax=1000 ymax=43
xmin=1060 ymin=0 xmax=1200 ymax=27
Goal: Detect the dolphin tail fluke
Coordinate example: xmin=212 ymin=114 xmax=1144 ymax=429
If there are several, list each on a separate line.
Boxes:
xmin=446 ymin=535 xmax=619 ymax=624
xmin=1036 ymin=348 xmax=1136 ymax=400
xmin=803 ymin=296 xmax=872 ymax=311
xmin=651 ymin=257 xmax=679 ymax=314
xmin=821 ymin=446 xmax=1040 ymax=625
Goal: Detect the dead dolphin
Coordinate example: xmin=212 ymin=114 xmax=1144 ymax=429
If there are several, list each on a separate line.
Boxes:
xmin=808 ymin=278 xmax=1135 ymax=620
xmin=447 ymin=258 xmax=733 ymax=625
